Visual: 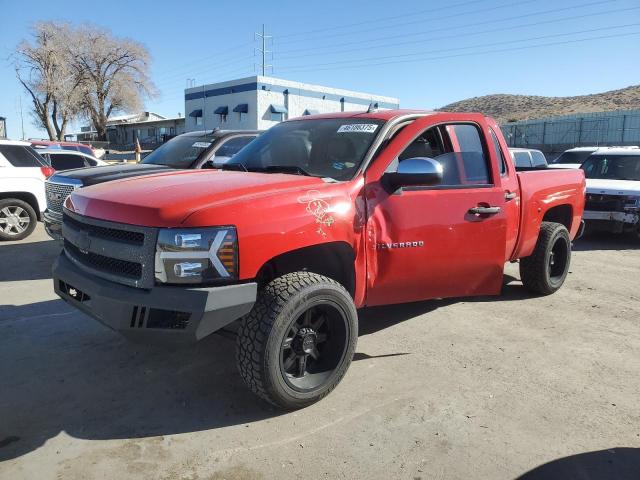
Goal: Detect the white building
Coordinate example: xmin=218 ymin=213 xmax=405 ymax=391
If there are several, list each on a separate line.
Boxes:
xmin=184 ymin=75 xmax=399 ymax=132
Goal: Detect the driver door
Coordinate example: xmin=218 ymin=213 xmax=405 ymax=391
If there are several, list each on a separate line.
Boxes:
xmin=364 ymin=116 xmax=507 ymax=306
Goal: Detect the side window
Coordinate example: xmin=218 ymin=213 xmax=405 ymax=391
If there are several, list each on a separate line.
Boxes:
xmin=213 ymin=136 xmax=255 ymax=159
xmin=441 ymin=124 xmax=491 ymax=186
xmin=50 ymin=154 xmax=86 ymax=170
xmin=530 ymin=151 xmax=548 ymax=168
xmin=0 ymin=145 xmax=46 ymax=167
xmin=398 ymin=127 xmax=445 ymax=161
xmin=513 ymin=151 xmax=532 ymax=168
xmin=489 ymin=128 xmax=508 ymax=175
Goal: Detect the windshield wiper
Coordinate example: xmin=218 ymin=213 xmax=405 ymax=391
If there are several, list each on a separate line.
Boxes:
xmin=260 ymin=165 xmax=312 ymax=176
xmin=221 ymin=163 xmax=248 ymax=172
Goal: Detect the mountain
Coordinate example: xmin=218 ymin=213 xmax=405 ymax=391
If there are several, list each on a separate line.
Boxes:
xmin=437 ymin=85 xmax=640 ymax=123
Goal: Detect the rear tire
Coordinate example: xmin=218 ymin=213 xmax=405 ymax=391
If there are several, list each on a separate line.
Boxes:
xmin=519 ymin=221 xmax=571 ymax=295
xmin=0 ymin=198 xmax=37 ymax=241
xmin=236 ymin=272 xmax=358 ymax=409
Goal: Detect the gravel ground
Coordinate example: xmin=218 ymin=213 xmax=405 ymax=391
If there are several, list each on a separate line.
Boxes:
xmin=1 ymin=225 xmax=639 ymax=480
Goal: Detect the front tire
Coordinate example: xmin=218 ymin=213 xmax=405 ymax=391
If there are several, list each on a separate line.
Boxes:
xmin=236 ymin=272 xmax=358 ymax=409
xmin=0 ymin=198 xmax=37 ymax=241
xmin=519 ymin=221 xmax=571 ymax=295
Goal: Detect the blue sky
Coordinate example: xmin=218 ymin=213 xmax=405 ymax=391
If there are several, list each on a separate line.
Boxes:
xmin=1 ymin=0 xmax=639 ymax=140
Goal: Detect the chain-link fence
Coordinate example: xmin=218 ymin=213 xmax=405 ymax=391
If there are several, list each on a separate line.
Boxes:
xmin=501 ymin=109 xmax=640 ymax=157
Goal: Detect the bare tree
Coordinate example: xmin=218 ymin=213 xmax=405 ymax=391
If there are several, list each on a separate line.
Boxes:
xmin=72 ymin=25 xmax=156 ymax=141
xmin=15 ymin=22 xmax=155 ymax=142
xmin=14 ymin=22 xmax=81 ymax=140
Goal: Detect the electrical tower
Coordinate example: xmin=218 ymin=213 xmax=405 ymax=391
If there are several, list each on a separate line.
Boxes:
xmin=255 ymin=24 xmax=273 ymax=76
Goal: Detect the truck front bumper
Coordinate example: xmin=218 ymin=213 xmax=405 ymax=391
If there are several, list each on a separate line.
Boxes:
xmin=43 ymin=209 xmax=63 ymax=242
xmin=53 ymin=253 xmax=257 ymax=344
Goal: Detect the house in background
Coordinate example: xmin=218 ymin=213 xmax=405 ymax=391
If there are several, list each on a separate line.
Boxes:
xmin=69 ymin=112 xmax=185 ymax=149
xmin=184 ymin=75 xmax=400 ymax=132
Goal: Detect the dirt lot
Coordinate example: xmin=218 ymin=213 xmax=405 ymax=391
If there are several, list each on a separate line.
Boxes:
xmin=1 ymin=225 xmax=639 ymax=479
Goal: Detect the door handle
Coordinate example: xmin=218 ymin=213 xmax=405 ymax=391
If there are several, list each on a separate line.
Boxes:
xmin=505 ymin=191 xmax=517 ymax=200
xmin=468 ymin=206 xmax=501 ymax=215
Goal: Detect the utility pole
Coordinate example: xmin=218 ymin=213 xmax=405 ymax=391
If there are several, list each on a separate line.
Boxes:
xmin=18 ymin=96 xmax=25 ymax=140
xmin=255 ymin=24 xmax=273 ymax=76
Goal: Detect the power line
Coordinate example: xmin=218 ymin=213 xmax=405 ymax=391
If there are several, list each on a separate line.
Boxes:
xmin=277 ymin=30 xmax=640 ymax=74
xmin=275 ymin=5 xmax=640 ymax=61
xmin=276 ymin=0 xmax=488 ymax=39
xmin=278 ymin=23 xmax=640 ymax=71
xmin=276 ymin=0 xmax=617 ymax=55
xmin=275 ymin=0 xmax=575 ymax=46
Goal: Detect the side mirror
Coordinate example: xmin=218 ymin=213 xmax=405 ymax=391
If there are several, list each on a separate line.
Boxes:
xmin=382 ymin=157 xmax=443 ymax=191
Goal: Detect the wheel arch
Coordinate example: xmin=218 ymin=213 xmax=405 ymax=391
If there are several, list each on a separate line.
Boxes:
xmin=542 ymin=204 xmax=573 ymax=232
xmin=0 ymin=192 xmax=42 ymax=221
xmin=254 ymin=241 xmax=357 ymax=298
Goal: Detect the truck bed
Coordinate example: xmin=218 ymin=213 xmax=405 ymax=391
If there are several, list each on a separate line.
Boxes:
xmin=513 ymin=168 xmax=585 ymax=259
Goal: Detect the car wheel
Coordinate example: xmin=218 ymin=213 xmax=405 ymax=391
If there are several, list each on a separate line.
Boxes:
xmin=0 ymin=199 xmax=37 ymax=241
xmin=519 ymin=221 xmax=571 ymax=295
xmin=236 ymin=271 xmax=358 ymax=409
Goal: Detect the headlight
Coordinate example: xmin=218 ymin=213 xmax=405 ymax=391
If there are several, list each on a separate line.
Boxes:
xmin=155 ymin=227 xmax=238 ymax=284
xmin=624 ymin=195 xmax=640 ymax=208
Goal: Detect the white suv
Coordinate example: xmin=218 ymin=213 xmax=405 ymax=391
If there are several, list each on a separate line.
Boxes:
xmin=0 ymin=140 xmax=54 ymax=240
xmin=582 ymin=147 xmax=640 ymax=237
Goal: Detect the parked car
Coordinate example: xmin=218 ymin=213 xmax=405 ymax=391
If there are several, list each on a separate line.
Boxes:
xmin=581 ymin=147 xmax=640 ymax=237
xmin=43 ymin=129 xmax=259 ymax=240
xmin=30 ymin=139 xmax=96 ymax=157
xmin=548 ymin=146 xmax=640 ymax=169
xmin=53 ymin=110 xmax=585 ymax=409
xmin=509 ymin=148 xmax=548 ymax=169
xmin=0 ymin=140 xmax=55 ymax=240
xmin=38 ymin=148 xmax=107 ymax=170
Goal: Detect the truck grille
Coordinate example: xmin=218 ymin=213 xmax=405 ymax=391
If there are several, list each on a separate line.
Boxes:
xmin=585 ymin=194 xmax=624 ymax=212
xmin=45 ymin=182 xmax=77 ymax=215
xmin=65 ymin=241 xmax=143 ymax=279
xmin=62 ymin=211 xmax=157 ymax=288
xmin=64 ymin=214 xmax=145 ymax=245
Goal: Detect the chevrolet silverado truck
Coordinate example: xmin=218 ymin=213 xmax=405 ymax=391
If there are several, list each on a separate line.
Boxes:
xmin=43 ymin=129 xmax=259 ymax=240
xmin=53 ymin=110 xmax=585 ymax=409
xmin=581 ymin=147 xmax=640 ymax=237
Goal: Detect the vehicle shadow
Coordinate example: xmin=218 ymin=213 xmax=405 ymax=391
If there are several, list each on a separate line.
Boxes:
xmin=0 ymin=275 xmax=540 ymax=462
xmin=0 ymin=239 xmax=61 ymax=282
xmin=516 ymin=447 xmax=640 ymax=479
xmin=0 ymin=298 xmax=282 ymax=461
xmin=358 ymin=273 xmax=532 ymax=337
xmin=573 ymin=231 xmax=640 ymax=251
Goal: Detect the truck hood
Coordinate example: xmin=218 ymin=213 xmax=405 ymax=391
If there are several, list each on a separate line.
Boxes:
xmin=52 ymin=163 xmax=171 ymax=186
xmin=66 ymin=169 xmax=331 ymax=226
xmin=586 ymin=178 xmax=640 ymax=195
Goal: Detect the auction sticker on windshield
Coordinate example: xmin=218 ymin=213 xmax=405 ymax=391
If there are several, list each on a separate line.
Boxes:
xmin=337 ymin=124 xmax=379 ymax=133
xmin=192 ymin=142 xmax=212 ymax=148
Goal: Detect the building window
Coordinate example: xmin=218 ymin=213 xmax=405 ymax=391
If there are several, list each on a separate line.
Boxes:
xmin=195 ymin=116 xmax=203 ymax=126
xmin=148 ymin=128 xmax=155 ymax=137
xmin=219 ymin=114 xmax=227 ymax=124
xmin=271 ymin=112 xmax=284 ymax=122
xmin=238 ymin=112 xmax=247 ymax=122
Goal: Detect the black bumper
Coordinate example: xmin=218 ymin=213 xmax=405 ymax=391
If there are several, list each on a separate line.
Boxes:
xmin=53 ymin=253 xmax=257 ymax=344
xmin=43 ymin=209 xmax=63 ymax=242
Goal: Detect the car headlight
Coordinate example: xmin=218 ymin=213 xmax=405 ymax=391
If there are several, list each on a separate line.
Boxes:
xmin=154 ymin=227 xmax=238 ymax=284
xmin=624 ymin=195 xmax=640 ymax=208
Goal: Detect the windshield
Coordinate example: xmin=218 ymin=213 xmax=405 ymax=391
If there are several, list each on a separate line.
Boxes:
xmin=225 ymin=118 xmax=385 ymax=181
xmin=581 ymin=154 xmax=640 ymax=181
xmin=141 ymin=134 xmax=213 ymax=168
xmin=552 ymin=150 xmax=594 ymax=164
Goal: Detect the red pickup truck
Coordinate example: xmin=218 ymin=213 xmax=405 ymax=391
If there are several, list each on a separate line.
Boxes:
xmin=53 ymin=110 xmax=585 ymax=409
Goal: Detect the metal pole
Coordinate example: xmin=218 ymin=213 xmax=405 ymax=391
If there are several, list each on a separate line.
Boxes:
xmin=621 ymin=114 xmax=627 ymax=144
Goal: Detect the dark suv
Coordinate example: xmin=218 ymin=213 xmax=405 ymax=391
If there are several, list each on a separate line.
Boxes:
xmin=44 ymin=130 xmax=259 ymax=240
